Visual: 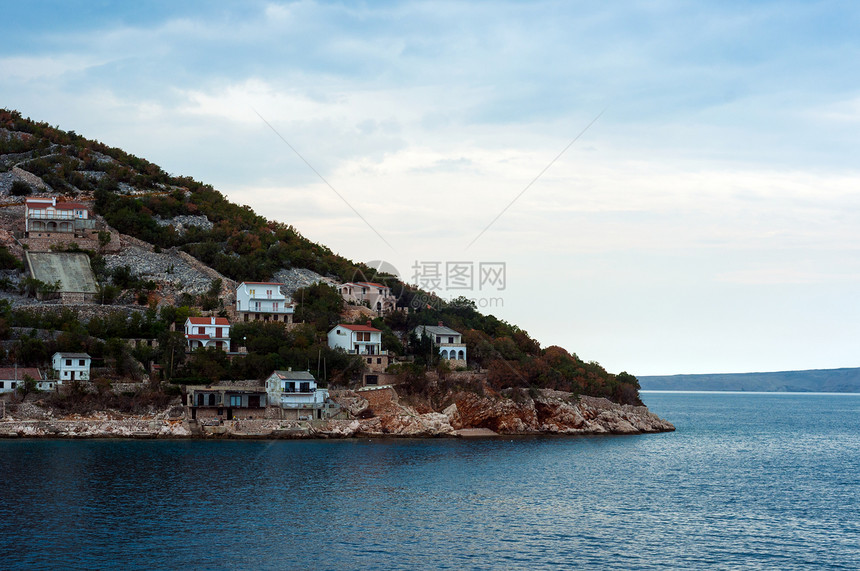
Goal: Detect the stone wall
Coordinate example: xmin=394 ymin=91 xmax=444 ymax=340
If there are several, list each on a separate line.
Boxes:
xmin=15 ymin=303 xmax=150 ymax=322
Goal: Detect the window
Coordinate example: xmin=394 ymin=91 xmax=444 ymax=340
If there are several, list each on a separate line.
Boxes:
xmin=436 ymin=336 xmax=441 ymax=344
xmin=377 ymin=358 xmax=382 ymax=364
xmin=229 ymin=395 xmax=242 ymax=407
xmin=79 ymin=359 xmax=85 ymax=366
xmin=300 ymin=382 xmax=310 ymax=392
xmin=66 ymin=359 xmax=72 ymax=366
xmin=367 ymin=357 xmax=372 ymax=364
xmin=0 ymin=382 xmax=4 ymax=388
xmin=448 ymin=337 xmax=454 ymax=344
xmin=11 ymin=382 xmax=17 ymax=388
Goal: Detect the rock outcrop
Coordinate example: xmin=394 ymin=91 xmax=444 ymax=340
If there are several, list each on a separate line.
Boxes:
xmin=0 ymin=388 xmax=673 ymax=439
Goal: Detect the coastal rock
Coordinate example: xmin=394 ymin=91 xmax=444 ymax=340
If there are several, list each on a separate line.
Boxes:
xmin=0 ymin=388 xmax=673 ymax=439
xmin=446 ymin=391 xmax=673 ymax=435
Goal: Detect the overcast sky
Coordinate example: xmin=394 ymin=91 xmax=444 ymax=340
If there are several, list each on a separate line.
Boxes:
xmin=3 ymin=1 xmax=860 ymax=375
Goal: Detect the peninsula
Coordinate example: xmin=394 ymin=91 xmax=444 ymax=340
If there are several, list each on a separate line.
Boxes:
xmin=0 ymin=109 xmax=673 ymax=438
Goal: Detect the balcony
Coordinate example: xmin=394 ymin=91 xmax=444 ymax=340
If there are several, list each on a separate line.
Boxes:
xmin=347 ymin=348 xmax=388 ymax=356
xmin=28 ymin=212 xmax=81 ymax=220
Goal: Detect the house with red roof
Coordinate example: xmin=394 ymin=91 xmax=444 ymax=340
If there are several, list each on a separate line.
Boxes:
xmin=235 ymin=281 xmax=294 ymax=324
xmin=184 ymin=316 xmax=231 ymax=351
xmin=0 ymin=367 xmax=46 ymax=394
xmin=339 ymin=281 xmax=396 ymax=314
xmin=327 ymin=322 xmax=390 ymax=372
xmin=24 ymin=197 xmax=92 ymax=236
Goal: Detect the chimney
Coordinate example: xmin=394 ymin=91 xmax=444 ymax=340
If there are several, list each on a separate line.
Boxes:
xmin=438 ymin=321 xmax=443 ymax=327
xmin=366 ymin=319 xmax=372 ymax=327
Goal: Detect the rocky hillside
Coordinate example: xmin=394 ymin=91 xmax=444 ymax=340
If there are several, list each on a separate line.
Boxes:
xmin=0 ymin=108 xmax=647 ymax=407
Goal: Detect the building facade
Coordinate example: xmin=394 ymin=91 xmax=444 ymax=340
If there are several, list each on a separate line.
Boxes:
xmin=339 ymin=281 xmax=397 ymax=314
xmin=51 ymin=352 xmax=91 ymax=382
xmin=25 ymin=197 xmax=95 ymax=236
xmin=184 ymin=317 xmax=231 ymax=351
xmin=264 ymin=370 xmax=337 ymax=420
xmin=327 ymin=323 xmax=390 ymax=372
xmin=0 ymin=367 xmax=44 ymax=394
xmin=412 ymin=324 xmax=468 ymax=366
xmin=235 ymin=282 xmax=294 ymax=324
xmin=185 ymin=384 xmax=268 ymax=420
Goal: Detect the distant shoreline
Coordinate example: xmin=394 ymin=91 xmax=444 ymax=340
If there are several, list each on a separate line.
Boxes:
xmin=639 ymin=367 xmax=860 ymax=393
xmin=641 ymin=390 xmax=860 ymax=395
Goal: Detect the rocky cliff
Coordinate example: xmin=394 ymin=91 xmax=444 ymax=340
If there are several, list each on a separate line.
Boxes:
xmin=0 ymin=386 xmax=673 ymax=439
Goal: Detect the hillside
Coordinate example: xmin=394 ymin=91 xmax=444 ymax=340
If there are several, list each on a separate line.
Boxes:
xmin=639 ymin=368 xmax=860 ymax=393
xmin=0 ymin=108 xmax=643 ymax=406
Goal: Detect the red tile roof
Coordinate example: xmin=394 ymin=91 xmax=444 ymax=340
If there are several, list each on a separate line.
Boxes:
xmin=54 ymin=202 xmax=88 ymax=210
xmin=337 ymin=324 xmax=381 ymax=332
xmin=186 ymin=334 xmax=212 ymax=340
xmin=241 ymin=282 xmax=283 ymax=286
xmin=0 ymin=367 xmax=42 ymax=381
xmin=187 ymin=317 xmax=230 ymax=326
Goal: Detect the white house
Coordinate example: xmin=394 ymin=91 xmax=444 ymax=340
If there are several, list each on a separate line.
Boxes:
xmin=25 ymin=197 xmax=92 ymax=235
xmin=339 ymin=281 xmax=396 ymax=314
xmin=412 ymin=324 xmax=468 ymax=364
xmin=235 ymin=282 xmax=294 ymax=324
xmin=0 ymin=367 xmax=44 ymax=394
xmin=184 ymin=317 xmax=231 ymax=351
xmin=328 ymin=323 xmax=390 ymax=371
xmin=52 ymin=352 xmax=91 ymax=382
xmin=264 ymin=370 xmax=334 ymax=420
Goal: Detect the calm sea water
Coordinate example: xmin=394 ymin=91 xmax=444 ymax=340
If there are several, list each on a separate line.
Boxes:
xmin=1 ymin=392 xmax=859 ymax=570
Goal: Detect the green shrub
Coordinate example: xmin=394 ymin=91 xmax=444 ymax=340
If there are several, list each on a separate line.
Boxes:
xmin=10 ymin=180 xmax=31 ymax=196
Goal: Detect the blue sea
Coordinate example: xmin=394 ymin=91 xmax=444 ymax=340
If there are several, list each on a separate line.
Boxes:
xmin=1 ymin=392 xmax=859 ymax=570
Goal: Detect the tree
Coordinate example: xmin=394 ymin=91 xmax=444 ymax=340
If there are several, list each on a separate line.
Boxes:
xmin=97 ymin=230 xmax=111 ymax=253
xmin=16 ymin=374 xmax=38 ymax=399
xmin=157 ymin=331 xmax=187 ymax=379
xmin=294 ymin=283 xmax=343 ymax=329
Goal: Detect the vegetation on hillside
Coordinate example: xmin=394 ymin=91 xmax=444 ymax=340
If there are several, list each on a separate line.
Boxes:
xmin=0 ymin=108 xmax=642 ymax=405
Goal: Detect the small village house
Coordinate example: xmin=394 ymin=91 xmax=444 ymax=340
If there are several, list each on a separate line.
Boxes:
xmin=265 ymin=370 xmax=337 ymax=420
xmin=51 ymin=352 xmax=91 ymax=382
xmin=412 ymin=323 xmax=468 ymax=366
xmin=185 ymin=384 xmax=267 ymax=421
xmin=339 ymin=281 xmax=397 ymax=314
xmin=24 ymin=197 xmax=95 ymax=236
xmin=235 ymin=282 xmax=295 ymax=324
xmin=184 ymin=317 xmax=231 ymax=351
xmin=327 ymin=323 xmax=390 ymax=372
xmin=0 ymin=367 xmax=45 ymax=394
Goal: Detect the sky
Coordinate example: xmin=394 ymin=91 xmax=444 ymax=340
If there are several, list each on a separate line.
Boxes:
xmin=2 ymin=0 xmax=860 ymax=375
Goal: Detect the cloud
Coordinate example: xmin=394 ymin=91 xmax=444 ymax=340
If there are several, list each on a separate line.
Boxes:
xmin=0 ymin=54 xmax=106 ymax=81
xmin=4 ymin=0 xmax=860 ymax=374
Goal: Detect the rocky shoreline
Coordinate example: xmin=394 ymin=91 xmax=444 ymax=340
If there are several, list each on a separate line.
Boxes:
xmin=0 ymin=390 xmax=674 ymax=439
